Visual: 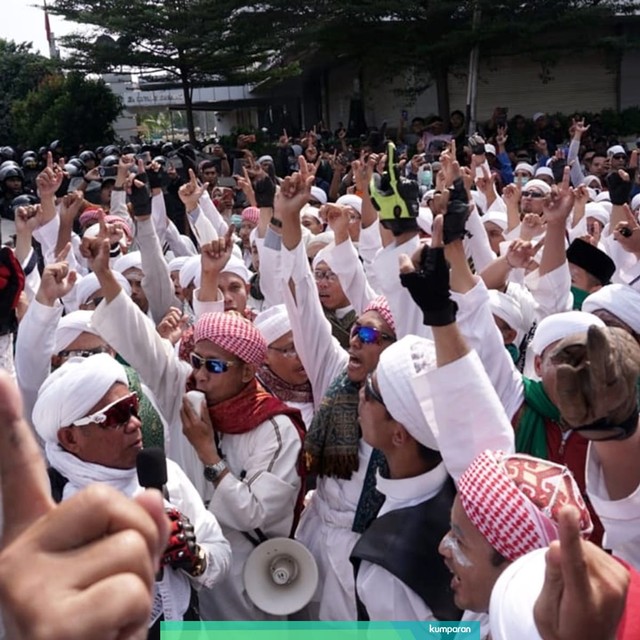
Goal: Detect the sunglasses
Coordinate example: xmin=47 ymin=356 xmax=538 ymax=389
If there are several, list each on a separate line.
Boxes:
xmin=350 ymin=324 xmax=395 ymax=345
xmin=190 ymin=352 xmax=238 ymax=374
xmin=612 ymin=154 xmax=627 ymax=160
xmin=57 ymin=345 xmax=111 ymax=359
xmin=73 ymin=392 xmax=139 ymax=429
xmin=521 ymin=191 xmax=545 ymax=199
xmin=364 ymin=374 xmax=386 ymax=406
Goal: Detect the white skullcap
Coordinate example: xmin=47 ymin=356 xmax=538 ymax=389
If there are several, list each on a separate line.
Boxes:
xmin=583 ymin=284 xmax=640 ymax=334
xmin=300 ymin=204 xmax=323 ymax=223
xmin=74 ymin=272 xmax=131 ymax=306
xmin=595 ymin=191 xmax=611 ymax=203
xmin=335 ymin=194 xmax=362 ymax=214
xmin=515 ymin=162 xmax=534 ymax=176
xmin=631 ymin=193 xmax=640 ymax=212
xmin=179 ymin=255 xmax=201 ymax=289
xmin=32 ymin=354 xmax=128 ymax=443
xmin=222 ymin=254 xmax=251 ymax=284
xmin=584 ymin=202 xmax=610 ymax=227
xmin=54 ymin=310 xmax=101 ymax=354
xmin=113 ymin=251 xmax=143 ymax=276
xmin=530 ymin=311 xmax=605 ymax=356
xmin=488 ymin=290 xmax=526 ymax=335
xmin=489 ymin=548 xmax=546 ymax=640
xmin=376 ymin=336 xmax=439 ymax=450
xmin=168 ymin=256 xmax=189 ymax=273
xmin=582 ymin=175 xmax=602 ymax=189
xmin=483 ymin=210 xmax=508 ymax=231
xmin=532 ymin=112 xmax=545 ymax=122
xmin=417 ymin=206 xmax=433 ymax=234
xmin=257 ymin=155 xmax=274 ymax=165
xmin=310 ymin=186 xmax=328 ymax=205
xmin=485 ymin=143 xmax=497 ymax=156
xmin=526 ymin=178 xmax=552 ymax=194
xmin=310 ymin=234 xmax=336 ymax=269
xmin=607 ymin=145 xmax=626 ymax=157
xmin=254 ymin=304 xmax=291 ymax=345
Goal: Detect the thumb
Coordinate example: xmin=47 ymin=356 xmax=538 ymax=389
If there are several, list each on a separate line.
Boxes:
xmin=398 ymin=253 xmax=415 ymax=274
xmin=622 ymin=203 xmax=636 ymax=226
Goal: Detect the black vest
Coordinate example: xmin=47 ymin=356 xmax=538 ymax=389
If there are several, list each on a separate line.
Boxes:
xmin=350 ymin=476 xmax=462 ymax=622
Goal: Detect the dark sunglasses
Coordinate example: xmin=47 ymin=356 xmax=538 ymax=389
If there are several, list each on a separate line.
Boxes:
xmin=521 ymin=191 xmax=545 ymax=199
xmin=612 ymin=154 xmax=627 ymax=160
xmin=364 ymin=374 xmax=386 ymax=406
xmin=73 ymin=393 xmax=139 ymax=429
xmin=190 ymin=352 xmax=238 ymax=374
xmin=350 ymin=324 xmax=395 ymax=345
xmin=57 ymin=345 xmax=111 ymax=359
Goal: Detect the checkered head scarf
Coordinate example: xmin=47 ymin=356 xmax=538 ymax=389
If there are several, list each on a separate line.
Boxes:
xmin=194 ymin=312 xmax=267 ymax=364
xmin=458 ymin=450 xmax=593 ymax=562
xmin=362 ymin=295 xmax=396 ymax=335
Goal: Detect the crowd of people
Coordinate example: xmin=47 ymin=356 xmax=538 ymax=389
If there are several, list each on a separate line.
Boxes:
xmin=0 ymin=107 xmax=639 ymax=640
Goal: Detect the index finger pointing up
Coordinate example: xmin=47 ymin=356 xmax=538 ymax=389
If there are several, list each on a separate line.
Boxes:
xmin=0 ymin=371 xmax=53 ymax=546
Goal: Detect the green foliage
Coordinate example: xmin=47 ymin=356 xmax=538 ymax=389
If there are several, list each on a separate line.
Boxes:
xmin=11 ymin=72 xmax=122 ymax=150
xmin=0 ymin=39 xmax=57 ymax=142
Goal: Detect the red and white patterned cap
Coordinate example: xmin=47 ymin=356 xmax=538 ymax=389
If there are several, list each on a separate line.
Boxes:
xmin=194 ymin=312 xmax=267 ymax=364
xmin=362 ymin=295 xmax=396 ymax=334
xmin=458 ymin=450 xmax=593 ymax=562
xmin=241 ymin=207 xmax=260 ymax=225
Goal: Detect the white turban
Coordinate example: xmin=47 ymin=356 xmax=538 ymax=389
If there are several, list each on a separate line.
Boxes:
xmin=310 ymin=234 xmax=337 ymax=269
xmin=254 ymin=304 xmax=291 ymax=345
xmin=336 ymin=194 xmax=362 ymax=215
xmin=515 ymin=162 xmax=535 ymax=176
xmin=113 ymin=251 xmax=143 ymax=276
xmin=54 ymin=310 xmax=101 ymax=354
xmin=179 ymin=255 xmax=201 ymax=289
xmin=488 ymin=290 xmax=526 ymax=338
xmin=595 ymin=191 xmax=611 ymax=204
xmin=257 ymin=155 xmax=274 ymax=165
xmin=417 ymin=206 xmax=433 ymax=234
xmin=310 ymin=186 xmax=328 ymax=205
xmin=74 ymin=272 xmax=131 ymax=306
xmin=300 ymin=204 xmax=323 ymax=223
xmin=631 ymin=193 xmax=640 ymax=212
xmin=489 ymin=548 xmax=546 ymax=640
xmin=585 ymin=202 xmax=610 ymax=227
xmin=33 ymin=354 xmax=128 ymax=444
xmin=168 ymin=256 xmax=189 ymax=274
xmin=530 ymin=311 xmax=605 ymax=356
xmin=525 ymin=178 xmax=552 ymax=195
xmin=222 ymin=254 xmax=251 ymax=284
xmin=376 ymin=336 xmax=439 ymax=450
xmin=583 ymin=284 xmax=640 ymax=334
xmin=483 ymin=210 xmax=509 ymax=231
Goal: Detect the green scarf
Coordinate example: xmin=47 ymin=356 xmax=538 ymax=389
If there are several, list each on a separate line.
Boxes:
xmin=125 ymin=366 xmax=165 ymax=450
xmin=571 ymin=285 xmax=590 ymax=310
xmin=517 ymin=378 xmax=561 ymax=459
xmin=325 ymin=308 xmax=358 ymax=350
xmin=305 ymin=370 xmax=360 ymax=478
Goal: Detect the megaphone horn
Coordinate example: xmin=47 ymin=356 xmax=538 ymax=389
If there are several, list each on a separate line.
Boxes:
xmin=244 ymin=537 xmax=319 ymax=616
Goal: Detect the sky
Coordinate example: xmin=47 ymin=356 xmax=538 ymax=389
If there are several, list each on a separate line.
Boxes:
xmin=0 ymin=0 xmax=79 ymax=56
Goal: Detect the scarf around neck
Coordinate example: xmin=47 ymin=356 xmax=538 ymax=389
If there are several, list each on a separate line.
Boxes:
xmin=257 ymin=364 xmax=314 ymax=405
xmin=325 ymin=308 xmax=357 ymax=350
xmin=516 ymin=378 xmax=561 ymax=460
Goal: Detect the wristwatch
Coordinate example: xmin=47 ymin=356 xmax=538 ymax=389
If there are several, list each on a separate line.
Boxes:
xmin=203 ymin=460 xmax=228 ymax=483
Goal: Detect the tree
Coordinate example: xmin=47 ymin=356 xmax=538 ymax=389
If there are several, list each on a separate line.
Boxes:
xmin=49 ymin=0 xmax=289 ymax=143
xmin=11 ymin=72 xmax=122 ymax=151
xmin=0 ymin=39 xmax=57 ymax=143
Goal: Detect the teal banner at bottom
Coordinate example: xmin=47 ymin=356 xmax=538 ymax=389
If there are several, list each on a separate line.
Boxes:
xmin=161 ymin=621 xmax=480 ymax=640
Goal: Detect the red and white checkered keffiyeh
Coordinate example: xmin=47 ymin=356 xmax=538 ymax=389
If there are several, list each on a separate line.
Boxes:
xmin=363 ymin=295 xmax=396 ymax=335
xmin=194 ymin=312 xmax=267 ymax=364
xmin=458 ymin=450 xmax=593 ymax=562
xmin=241 ymin=207 xmax=260 ymax=225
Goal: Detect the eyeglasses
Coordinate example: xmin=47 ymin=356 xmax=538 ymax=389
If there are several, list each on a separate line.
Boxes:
xmin=268 ymin=344 xmax=298 ymax=359
xmin=364 ymin=373 xmax=386 ymax=406
xmin=72 ymin=392 xmax=139 ymax=429
xmin=612 ymin=154 xmax=627 ymax=160
xmin=313 ymin=270 xmax=338 ymax=284
xmin=521 ymin=191 xmax=545 ymax=199
xmin=190 ymin=352 xmax=238 ymax=374
xmin=350 ymin=324 xmax=395 ymax=345
xmin=57 ymin=345 xmax=111 ymax=359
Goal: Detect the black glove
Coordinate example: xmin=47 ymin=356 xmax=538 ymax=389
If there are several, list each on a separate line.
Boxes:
xmin=147 ymin=165 xmax=164 ymax=190
xmin=400 ymin=245 xmax=457 ymax=326
xmin=606 ymin=171 xmax=632 ymax=206
xmin=443 ymin=177 xmax=471 ymax=244
xmin=162 ymin=508 xmax=204 ymax=575
xmin=254 ymin=176 xmax=276 ymax=208
xmin=129 ymin=173 xmax=152 ymax=217
xmin=176 ymin=144 xmax=197 ymax=174
xmin=55 ymin=174 xmax=71 ymax=199
xmin=369 ymin=141 xmax=419 ymax=236
xmin=468 ymin=133 xmax=486 ymax=155
xmin=0 ymin=247 xmax=25 ymax=335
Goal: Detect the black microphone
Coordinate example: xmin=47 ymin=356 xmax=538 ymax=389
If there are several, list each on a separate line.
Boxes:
xmin=136 ymin=447 xmax=169 ymax=582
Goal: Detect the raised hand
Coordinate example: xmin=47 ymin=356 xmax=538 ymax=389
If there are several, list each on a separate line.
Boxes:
xmin=200 ymin=225 xmax=234 ymax=275
xmin=156 ymin=307 xmax=189 ymax=345
xmin=520 ymin=213 xmax=545 ymax=240
xmin=35 ymin=260 xmax=78 ymax=306
xmin=506 ymin=238 xmax=542 ymax=270
xmin=178 ymin=169 xmax=206 ymax=212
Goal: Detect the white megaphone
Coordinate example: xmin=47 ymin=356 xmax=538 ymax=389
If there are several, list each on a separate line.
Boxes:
xmin=243 ymin=537 xmax=319 ymax=616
